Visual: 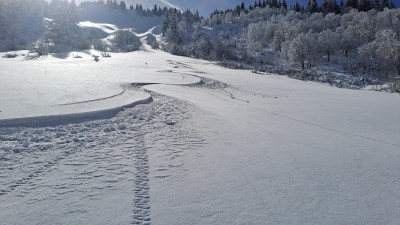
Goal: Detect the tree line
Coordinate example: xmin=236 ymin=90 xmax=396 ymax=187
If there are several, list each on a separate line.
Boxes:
xmin=162 ymin=1 xmax=400 ymax=81
xmin=212 ymin=0 xmax=397 ymax=17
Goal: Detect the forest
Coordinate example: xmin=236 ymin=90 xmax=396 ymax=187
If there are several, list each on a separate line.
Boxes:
xmin=162 ymin=0 xmax=400 ymax=88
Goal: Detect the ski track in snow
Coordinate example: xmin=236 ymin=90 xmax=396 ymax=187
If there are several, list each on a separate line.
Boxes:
xmin=0 ymin=95 xmax=206 ymax=225
xmin=1 ymin=45 xmax=399 ymax=224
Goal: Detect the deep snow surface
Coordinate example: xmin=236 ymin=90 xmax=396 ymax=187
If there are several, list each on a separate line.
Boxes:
xmin=1 ymin=46 xmax=400 ymax=225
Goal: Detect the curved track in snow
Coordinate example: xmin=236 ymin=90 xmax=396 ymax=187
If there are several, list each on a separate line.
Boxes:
xmin=0 ymin=76 xmax=201 ymax=128
xmin=1 ymin=45 xmax=399 ymax=225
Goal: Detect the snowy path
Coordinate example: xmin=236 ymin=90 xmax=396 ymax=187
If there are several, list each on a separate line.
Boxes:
xmin=1 ymin=49 xmax=400 ymax=224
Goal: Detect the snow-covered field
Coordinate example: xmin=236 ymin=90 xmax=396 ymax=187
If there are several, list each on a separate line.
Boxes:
xmin=1 ymin=45 xmax=400 ymax=224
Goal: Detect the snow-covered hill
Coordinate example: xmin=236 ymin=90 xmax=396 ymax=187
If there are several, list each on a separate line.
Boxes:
xmin=77 ymin=3 xmax=164 ymax=33
xmin=76 ymin=0 xmax=177 ymax=10
xmin=1 ymin=42 xmax=400 ymax=224
xmin=0 ymin=1 xmax=164 ymax=52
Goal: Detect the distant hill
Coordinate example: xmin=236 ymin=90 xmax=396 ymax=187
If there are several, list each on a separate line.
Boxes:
xmin=0 ymin=1 xmax=164 ymax=52
xmin=78 ymin=2 xmax=164 ymax=33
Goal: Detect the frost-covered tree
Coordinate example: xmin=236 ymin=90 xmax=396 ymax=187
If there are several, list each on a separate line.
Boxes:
xmin=286 ymin=32 xmax=318 ymax=69
xmin=162 ymin=11 xmax=170 ymax=35
xmin=248 ymin=22 xmax=268 ymax=53
xmin=318 ymin=29 xmax=339 ymax=61
xmin=0 ymin=0 xmax=48 ymax=51
xmin=212 ymin=31 xmax=234 ymax=60
xmin=272 ymin=29 xmax=285 ymax=52
xmin=0 ymin=1 xmax=10 ymax=35
xmin=161 ymin=1 xmax=400 ymax=80
xmin=45 ymin=6 xmax=79 ymax=49
xmin=374 ymin=29 xmax=400 ymax=76
xmin=225 ymin=12 xmax=234 ymax=23
xmin=111 ymin=29 xmax=141 ymax=52
xmin=165 ymin=14 xmax=180 ymax=44
xmin=337 ymin=26 xmax=360 ymax=57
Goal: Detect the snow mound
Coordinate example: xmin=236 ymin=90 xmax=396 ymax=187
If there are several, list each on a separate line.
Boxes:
xmin=0 ymin=49 xmax=202 ymax=127
xmin=0 ymin=88 xmax=151 ymax=127
xmin=78 ymin=21 xmax=119 ymax=34
xmin=78 ymin=21 xmax=119 ymax=39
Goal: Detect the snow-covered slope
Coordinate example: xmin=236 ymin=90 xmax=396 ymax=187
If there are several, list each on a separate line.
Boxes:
xmin=0 ymin=49 xmax=199 ymax=125
xmin=1 ymin=45 xmax=399 ymax=224
xmin=76 ymin=0 xmax=177 ymax=10
xmin=78 ymin=3 xmax=164 ymax=33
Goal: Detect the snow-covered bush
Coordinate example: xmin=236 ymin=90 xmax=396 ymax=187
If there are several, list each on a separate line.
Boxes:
xmin=145 ymin=33 xmax=159 ymax=49
xmin=93 ymin=39 xmax=109 ymax=52
xmin=388 ymin=81 xmax=400 ymax=93
xmin=29 ymin=39 xmax=49 ymax=57
xmin=165 ymin=42 xmax=183 ymax=55
xmin=110 ymin=29 xmax=142 ymax=52
xmin=2 ymin=52 xmax=18 ymax=58
xmin=72 ymin=32 xmax=91 ymax=50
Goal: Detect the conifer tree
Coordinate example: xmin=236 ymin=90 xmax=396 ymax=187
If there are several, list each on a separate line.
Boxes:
xmin=359 ymin=0 xmax=373 ymax=11
xmin=162 ymin=11 xmax=170 ymax=36
xmin=153 ymin=5 xmax=158 ymax=15
xmin=120 ymin=1 xmax=126 ymax=10
xmin=389 ymin=0 xmax=395 ymax=8
xmin=306 ymin=0 xmax=312 ymax=10
xmin=382 ymin=0 xmax=389 ymax=8
xmin=282 ymin=0 xmax=288 ymax=9
xmin=346 ymin=0 xmax=359 ymax=9
xmin=308 ymin=0 xmax=319 ymax=13
xmin=373 ymin=0 xmax=382 ymax=10
xmin=294 ymin=1 xmax=301 ymax=11
xmin=272 ymin=0 xmax=279 ymax=8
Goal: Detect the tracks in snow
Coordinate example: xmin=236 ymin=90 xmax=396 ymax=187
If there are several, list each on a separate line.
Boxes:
xmin=0 ymin=94 xmax=206 ymax=225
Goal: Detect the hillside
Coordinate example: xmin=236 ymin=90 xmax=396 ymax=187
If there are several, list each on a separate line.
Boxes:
xmin=0 ymin=1 xmax=164 ymax=52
